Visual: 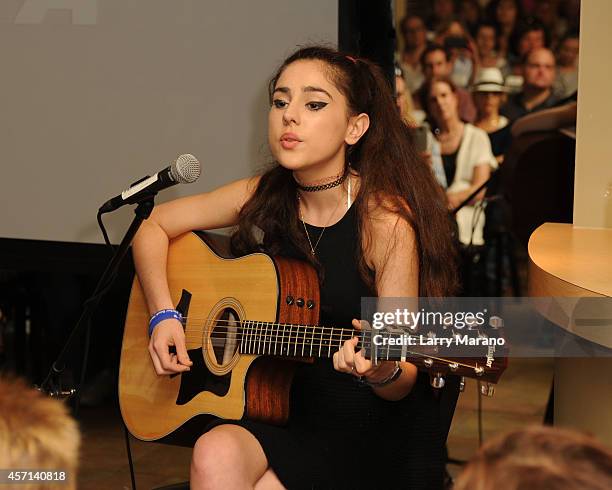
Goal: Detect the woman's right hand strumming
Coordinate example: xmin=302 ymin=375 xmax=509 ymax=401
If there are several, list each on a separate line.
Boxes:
xmin=132 ymin=177 xmax=258 ymax=377
xmin=149 ymin=318 xmax=192 ymax=375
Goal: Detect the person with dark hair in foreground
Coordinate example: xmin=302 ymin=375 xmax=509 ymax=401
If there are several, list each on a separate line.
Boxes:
xmin=454 ymin=425 xmax=612 ymax=490
xmin=132 ymin=46 xmax=459 ymax=489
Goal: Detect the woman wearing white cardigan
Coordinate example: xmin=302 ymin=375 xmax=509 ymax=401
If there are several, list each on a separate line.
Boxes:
xmin=425 ymin=76 xmax=498 ymax=246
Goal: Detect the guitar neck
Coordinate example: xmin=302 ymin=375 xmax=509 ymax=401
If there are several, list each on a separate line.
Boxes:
xmin=238 ymin=320 xmax=355 ymax=359
xmin=236 ymin=321 xmax=427 ymax=363
xmin=230 ymin=320 xmax=507 ymax=384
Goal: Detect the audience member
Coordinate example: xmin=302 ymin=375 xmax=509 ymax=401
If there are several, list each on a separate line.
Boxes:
xmin=501 ymin=47 xmax=557 ymax=121
xmin=398 ymin=15 xmax=430 ymax=93
xmin=511 ymin=20 xmax=549 ymax=70
xmin=0 ymin=377 xmax=80 ymax=490
xmin=435 ymin=19 xmax=471 ymax=46
xmin=436 ymin=20 xmax=478 ymax=88
xmin=519 ymin=0 xmax=537 ymax=16
xmin=454 ymin=425 xmax=612 ymax=490
xmin=458 ymin=0 xmax=483 ymax=37
xmin=533 ymin=0 xmax=567 ymax=45
xmin=395 ymin=67 xmax=447 ymax=189
xmin=473 ymin=67 xmax=512 ymax=162
xmin=488 ymin=0 xmax=523 ymax=61
xmin=414 ymin=45 xmax=477 ymax=123
xmin=553 ymin=30 xmax=579 ymax=99
xmin=425 ymin=77 xmax=497 ymax=246
xmin=395 ymin=67 xmax=414 ymax=124
xmin=426 ymin=0 xmax=456 ymax=35
xmin=475 ymin=22 xmax=510 ymax=76
xmin=561 ymin=0 xmax=581 ymax=35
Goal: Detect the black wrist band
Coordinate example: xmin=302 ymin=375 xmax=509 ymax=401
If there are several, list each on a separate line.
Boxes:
xmin=361 ymin=362 xmax=402 ymax=388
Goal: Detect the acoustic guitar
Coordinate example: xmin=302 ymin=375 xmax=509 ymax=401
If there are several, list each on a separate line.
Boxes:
xmin=119 ymin=232 xmax=507 ymax=441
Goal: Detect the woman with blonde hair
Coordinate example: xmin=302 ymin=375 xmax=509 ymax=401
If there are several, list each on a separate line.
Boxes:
xmin=454 ymin=425 xmax=612 ymax=490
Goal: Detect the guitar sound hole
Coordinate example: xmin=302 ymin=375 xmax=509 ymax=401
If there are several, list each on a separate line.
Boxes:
xmin=212 ymin=308 xmax=241 ymax=366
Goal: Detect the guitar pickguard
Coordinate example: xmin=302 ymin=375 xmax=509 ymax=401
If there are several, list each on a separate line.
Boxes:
xmin=175 ymin=347 xmax=231 ymax=405
xmin=174 ymin=287 xmax=232 ymax=405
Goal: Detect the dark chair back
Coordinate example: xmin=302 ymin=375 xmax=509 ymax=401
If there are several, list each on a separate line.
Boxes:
xmin=501 ymin=131 xmax=576 ymax=248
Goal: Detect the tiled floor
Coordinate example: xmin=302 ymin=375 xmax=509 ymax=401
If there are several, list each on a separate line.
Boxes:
xmin=76 ymin=358 xmax=554 ymax=489
xmin=78 ymin=403 xmax=192 ymax=490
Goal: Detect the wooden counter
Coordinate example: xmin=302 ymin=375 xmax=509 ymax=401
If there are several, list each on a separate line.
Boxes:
xmin=528 ymin=223 xmax=612 ymax=445
xmin=529 ymin=223 xmax=612 ymax=298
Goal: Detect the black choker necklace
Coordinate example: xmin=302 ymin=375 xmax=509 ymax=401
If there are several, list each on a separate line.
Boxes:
xmin=295 ymin=169 xmax=349 ymax=192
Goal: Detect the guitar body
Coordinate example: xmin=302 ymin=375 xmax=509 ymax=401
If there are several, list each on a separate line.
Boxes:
xmin=119 ymin=232 xmax=320 ymax=441
xmin=120 ymin=233 xmax=508 ymax=442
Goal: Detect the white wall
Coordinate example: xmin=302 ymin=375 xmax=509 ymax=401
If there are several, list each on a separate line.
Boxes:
xmin=0 ymin=0 xmax=337 ymax=243
xmin=573 ymin=0 xmax=612 ymax=229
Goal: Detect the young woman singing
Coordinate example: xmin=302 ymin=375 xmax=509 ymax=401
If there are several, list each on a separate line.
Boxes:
xmin=133 ymin=46 xmax=458 ymax=490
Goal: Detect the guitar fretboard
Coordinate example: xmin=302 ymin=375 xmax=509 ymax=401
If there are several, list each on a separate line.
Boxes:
xmin=238 ymin=320 xmax=355 ymax=358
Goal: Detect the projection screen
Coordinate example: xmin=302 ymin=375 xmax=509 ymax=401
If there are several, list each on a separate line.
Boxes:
xmin=0 ymin=0 xmax=337 ymax=244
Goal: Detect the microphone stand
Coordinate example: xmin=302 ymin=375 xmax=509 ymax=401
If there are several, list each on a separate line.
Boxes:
xmin=451 ymin=168 xmax=499 ymax=215
xmin=39 ymin=194 xmax=156 ymax=404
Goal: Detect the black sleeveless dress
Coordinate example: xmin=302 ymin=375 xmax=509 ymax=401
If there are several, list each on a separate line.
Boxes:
xmin=209 ymin=205 xmax=459 ymax=489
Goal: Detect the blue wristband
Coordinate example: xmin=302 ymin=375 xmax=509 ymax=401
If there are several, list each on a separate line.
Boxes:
xmin=148 ymin=309 xmax=182 ymax=337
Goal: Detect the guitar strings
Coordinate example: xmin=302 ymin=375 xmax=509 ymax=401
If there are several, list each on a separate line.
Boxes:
xmin=181 ymin=317 xmax=372 ymax=332
xmin=150 ymin=318 xmax=496 ymax=368
xmin=179 ymin=317 xmax=467 ymax=339
xmin=183 ymin=325 xmax=476 ymax=347
xmin=191 ymin=337 xmax=484 ymax=358
xmin=180 ymin=317 xmax=445 ymax=336
xmin=189 ymin=338 xmax=478 ymax=368
xmin=181 ymin=318 xmax=361 ymax=338
xmin=184 ymin=330 xmax=490 ymax=354
xmin=178 ymin=336 xmax=486 ymax=370
xmin=175 ymin=328 xmax=490 ymax=370
xmin=186 ymin=334 xmax=427 ymax=346
xmin=181 ymin=316 xmax=469 ymax=331
xmin=182 ymin=316 xmax=462 ymax=332
xmin=183 ymin=332 xmax=428 ymax=345
xmin=181 ymin=318 xmax=461 ymax=342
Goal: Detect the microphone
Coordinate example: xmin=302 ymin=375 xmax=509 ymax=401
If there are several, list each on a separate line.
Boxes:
xmin=99 ymin=154 xmax=201 ymax=213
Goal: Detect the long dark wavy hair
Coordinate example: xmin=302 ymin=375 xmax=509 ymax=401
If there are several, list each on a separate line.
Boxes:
xmin=230 ymin=46 xmax=458 ymax=297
